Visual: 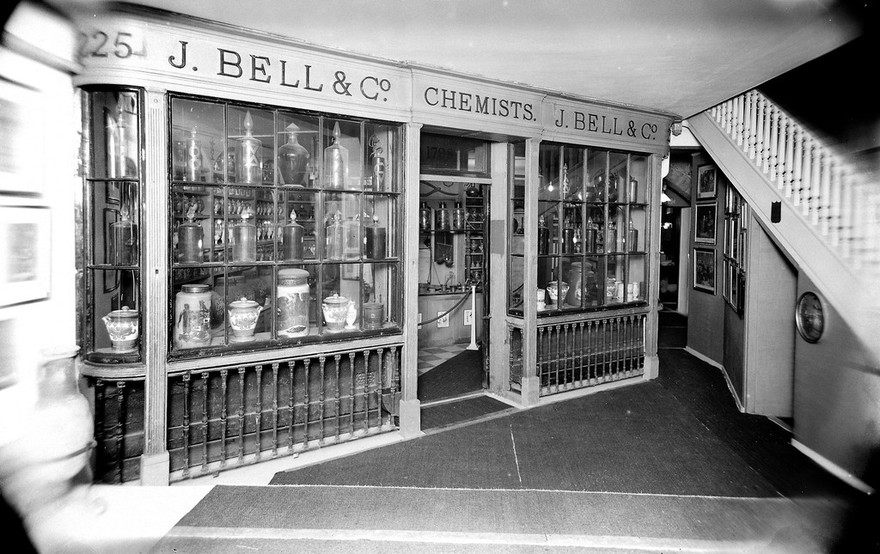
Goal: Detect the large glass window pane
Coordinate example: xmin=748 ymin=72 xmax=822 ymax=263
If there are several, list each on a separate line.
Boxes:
xmin=169 ymin=97 xmax=401 ymax=356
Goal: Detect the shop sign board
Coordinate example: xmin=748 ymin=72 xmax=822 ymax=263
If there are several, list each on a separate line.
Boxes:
xmin=411 ymin=71 xmax=544 ymax=135
xmin=543 ymin=99 xmax=672 ymax=153
xmin=75 ymin=13 xmax=411 ymax=113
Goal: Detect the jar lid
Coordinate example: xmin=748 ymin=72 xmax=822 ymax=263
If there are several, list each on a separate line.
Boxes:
xmin=323 ymin=293 xmax=349 ymax=305
xmin=182 ymin=284 xmax=210 ymax=293
xmin=108 ymin=305 xmax=138 ymax=319
xmin=279 ymin=268 xmax=309 ymax=284
xmin=229 ymin=297 xmax=259 ymax=309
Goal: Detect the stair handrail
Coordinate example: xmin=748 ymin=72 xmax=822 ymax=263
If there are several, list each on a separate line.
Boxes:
xmin=708 ymin=90 xmax=878 ymax=276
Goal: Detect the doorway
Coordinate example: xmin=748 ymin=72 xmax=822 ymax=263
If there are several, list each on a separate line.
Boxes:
xmin=416 ymin=178 xmax=488 ymax=404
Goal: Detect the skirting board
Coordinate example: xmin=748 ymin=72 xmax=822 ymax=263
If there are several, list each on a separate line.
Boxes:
xmin=792 ymin=439 xmax=876 ymax=496
xmin=684 ymin=346 xmax=745 ymax=413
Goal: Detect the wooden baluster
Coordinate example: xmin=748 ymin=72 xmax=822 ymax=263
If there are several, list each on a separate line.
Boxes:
xmin=537 ymin=325 xmax=544 ymax=387
xmin=271 ymin=362 xmax=279 ymax=457
xmin=376 ymin=348 xmax=385 ymax=427
xmin=802 ymin=135 xmax=815 ymax=216
xmin=809 ymin=143 xmax=822 ymax=225
xmin=562 ymin=324 xmax=570 ymax=390
xmin=181 ymin=374 xmax=190 ymax=478
xmin=792 ymin=126 xmax=803 ymax=206
xmin=724 ymin=99 xmax=734 ymax=135
xmin=237 ymin=367 xmax=245 ymax=463
xmin=302 ymin=358 xmax=310 ymax=450
xmin=94 ymin=380 xmax=106 ymax=481
xmin=759 ymin=95 xmax=773 ymax=175
xmin=317 ymin=356 xmax=326 ymax=444
xmin=746 ymin=90 xmax=760 ymax=158
xmin=361 ymin=350 xmax=370 ymax=433
xmin=555 ymin=325 xmax=562 ymax=393
xmin=348 ymin=352 xmax=356 ymax=435
xmin=389 ymin=346 xmax=400 ymax=427
xmin=734 ymin=96 xmax=744 ymax=147
xmin=220 ymin=368 xmax=228 ymax=465
xmin=333 ymin=354 xmax=342 ymax=440
xmin=286 ymin=362 xmax=294 ymax=453
xmin=840 ymin=170 xmax=853 ymax=259
xmin=578 ymin=321 xmax=586 ymax=384
xmin=830 ymin=163 xmax=843 ymax=247
xmin=769 ymin=106 xmax=779 ymax=183
xmin=254 ymin=364 xmax=263 ymax=461
xmin=200 ymin=371 xmax=209 ymax=471
xmin=818 ymin=150 xmax=831 ymax=232
xmin=783 ymin=118 xmax=794 ymax=199
xmin=115 ymin=381 xmax=127 ymax=482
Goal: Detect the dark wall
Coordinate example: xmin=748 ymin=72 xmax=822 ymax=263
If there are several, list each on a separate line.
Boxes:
xmin=759 ymin=3 xmax=879 ymax=168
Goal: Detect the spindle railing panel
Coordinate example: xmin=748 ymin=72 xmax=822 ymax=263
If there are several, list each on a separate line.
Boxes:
xmin=89 ymin=378 xmax=145 ymax=484
xmin=709 ymin=90 xmax=878 ymax=275
xmin=536 ymin=313 xmax=645 ymax=396
xmin=166 ymin=344 xmax=401 ymax=481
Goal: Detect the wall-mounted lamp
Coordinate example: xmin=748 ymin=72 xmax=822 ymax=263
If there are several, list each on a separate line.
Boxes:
xmin=771 ymin=201 xmax=781 ymax=223
xmin=671 ymin=119 xmax=683 ymax=136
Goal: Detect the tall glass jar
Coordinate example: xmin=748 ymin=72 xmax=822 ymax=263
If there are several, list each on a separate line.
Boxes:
xmin=323 ymin=122 xmax=349 ymax=189
xmin=177 ymin=205 xmax=203 ymax=263
xmin=281 ymin=209 xmax=304 ymax=261
xmin=325 ymin=211 xmax=344 ymax=260
xmin=277 ymin=123 xmax=310 ymax=186
xmin=277 ymin=268 xmax=310 ymax=338
xmin=365 ymin=215 xmax=386 ymax=260
xmin=110 ymin=208 xmax=138 ymax=265
xmin=237 ymin=111 xmax=263 ymax=184
xmin=174 ymin=284 xmax=212 ymax=349
xmin=233 ymin=209 xmax=256 ymax=262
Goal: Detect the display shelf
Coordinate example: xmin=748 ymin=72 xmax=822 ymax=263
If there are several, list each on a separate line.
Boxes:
xmin=167 ymin=96 xmax=402 ymax=356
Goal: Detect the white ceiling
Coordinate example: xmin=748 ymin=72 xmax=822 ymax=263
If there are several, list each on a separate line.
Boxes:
xmin=55 ymin=0 xmax=860 ymax=118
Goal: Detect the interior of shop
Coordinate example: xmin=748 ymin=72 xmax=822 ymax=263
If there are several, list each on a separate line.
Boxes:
xmin=416 ymin=135 xmax=490 ymax=403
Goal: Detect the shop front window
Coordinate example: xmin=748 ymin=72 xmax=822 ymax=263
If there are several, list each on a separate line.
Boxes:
xmin=82 ymin=88 xmax=143 ymax=364
xmin=169 ymin=96 xmax=402 ymax=356
xmin=510 ymin=142 xmax=649 ymax=315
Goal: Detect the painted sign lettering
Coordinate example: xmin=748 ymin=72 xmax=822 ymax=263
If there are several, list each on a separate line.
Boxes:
xmin=553 ymin=108 xmax=660 ymax=141
xmin=422 ymin=86 xmax=536 ymax=122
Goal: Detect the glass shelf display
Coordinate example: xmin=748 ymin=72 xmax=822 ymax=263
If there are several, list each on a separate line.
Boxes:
xmin=82 ymin=88 xmax=143 ymax=364
xmin=169 ymin=96 xmax=402 ymax=356
xmin=509 ymin=142 xmax=649 ymax=315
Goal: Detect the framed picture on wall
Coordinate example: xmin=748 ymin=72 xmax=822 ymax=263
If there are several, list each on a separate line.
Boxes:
xmin=694 ymin=202 xmax=717 ymax=244
xmin=693 ymin=248 xmax=716 ymax=294
xmin=697 ymin=164 xmax=717 ymax=200
xmin=0 ymin=206 xmax=51 ymax=307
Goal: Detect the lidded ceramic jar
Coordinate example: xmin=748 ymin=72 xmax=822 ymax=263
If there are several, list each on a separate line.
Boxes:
xmin=277 ymin=268 xmax=310 ymax=338
xmin=322 ymin=293 xmax=350 ymax=333
xmin=102 ymin=306 xmax=139 ymax=352
xmin=363 ymin=301 xmax=384 ymax=330
xmin=546 ymin=281 xmax=568 ymax=306
xmin=228 ymin=297 xmax=261 ymax=342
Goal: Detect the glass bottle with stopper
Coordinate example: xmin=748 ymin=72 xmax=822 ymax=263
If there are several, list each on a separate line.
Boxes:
xmin=237 ymin=111 xmax=263 ymax=184
xmin=277 ymin=122 xmax=310 ymax=186
xmin=323 ymin=122 xmax=349 ymax=189
xmin=110 ymin=203 xmax=138 ymax=265
xmin=185 ymin=126 xmax=203 ymax=182
xmin=325 ymin=210 xmax=344 ymax=260
xmin=368 ymin=134 xmax=385 ymax=190
xmin=282 ymin=209 xmax=304 ymax=261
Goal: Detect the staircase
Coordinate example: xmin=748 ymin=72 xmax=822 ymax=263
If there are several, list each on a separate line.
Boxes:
xmin=688 ymin=90 xmax=880 ymax=356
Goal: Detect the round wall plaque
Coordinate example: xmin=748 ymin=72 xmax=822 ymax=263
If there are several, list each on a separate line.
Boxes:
xmin=795 ymin=291 xmax=825 ymax=343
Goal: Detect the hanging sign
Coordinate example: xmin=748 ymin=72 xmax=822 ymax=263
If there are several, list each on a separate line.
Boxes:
xmin=543 ymin=99 xmax=672 ymax=151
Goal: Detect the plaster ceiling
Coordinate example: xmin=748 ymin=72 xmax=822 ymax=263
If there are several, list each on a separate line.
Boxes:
xmin=55 ymin=0 xmax=861 ymax=118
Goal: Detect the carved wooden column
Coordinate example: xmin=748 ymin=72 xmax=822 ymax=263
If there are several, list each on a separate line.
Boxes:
xmin=140 ymin=89 xmax=170 ymax=485
xmin=399 ymin=122 xmax=423 ymax=438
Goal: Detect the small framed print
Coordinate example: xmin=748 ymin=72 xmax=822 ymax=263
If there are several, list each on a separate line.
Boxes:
xmin=693 ymin=248 xmax=716 ymax=294
xmin=0 ymin=206 xmax=51 ymax=307
xmin=697 ymin=165 xmax=717 ymax=200
xmin=695 ymin=202 xmax=717 ymax=245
